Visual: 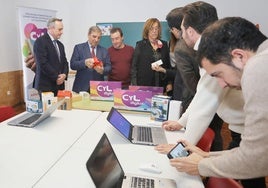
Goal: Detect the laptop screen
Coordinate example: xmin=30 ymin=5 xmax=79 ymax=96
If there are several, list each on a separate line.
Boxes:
xmin=86 ymin=133 xmax=124 ymax=188
xmin=107 ymin=107 xmax=132 ymax=139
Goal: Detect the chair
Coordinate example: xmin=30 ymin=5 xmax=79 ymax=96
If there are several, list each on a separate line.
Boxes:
xmin=196 ymin=127 xmax=215 ymax=152
xmin=205 ymin=177 xmax=243 ymax=188
xmin=0 ymin=106 xmax=16 ymax=123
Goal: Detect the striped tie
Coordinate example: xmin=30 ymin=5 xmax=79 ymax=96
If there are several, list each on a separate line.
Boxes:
xmin=53 ymin=40 xmax=60 ymax=61
xmin=91 ymin=46 xmax=95 ymax=57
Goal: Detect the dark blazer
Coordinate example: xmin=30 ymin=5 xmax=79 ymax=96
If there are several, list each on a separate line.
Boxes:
xmin=33 ymin=33 xmax=69 ymax=95
xmin=70 ymin=42 xmax=111 ymax=93
xmin=175 ymin=39 xmax=200 ymax=112
xmin=165 ymin=67 xmax=184 ymax=100
xmin=131 ymin=39 xmax=170 ymax=89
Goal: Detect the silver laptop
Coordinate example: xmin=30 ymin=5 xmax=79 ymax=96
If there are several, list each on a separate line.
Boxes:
xmin=7 ymin=99 xmax=64 ymax=128
xmin=86 ymin=133 xmax=177 ymax=188
xmin=106 ymin=107 xmax=167 ymax=146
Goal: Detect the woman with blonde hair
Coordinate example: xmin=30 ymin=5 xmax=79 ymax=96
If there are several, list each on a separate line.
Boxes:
xmin=131 ymin=18 xmax=170 ymax=92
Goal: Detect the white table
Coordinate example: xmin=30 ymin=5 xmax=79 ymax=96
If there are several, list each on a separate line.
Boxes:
xmin=0 ymin=109 xmax=102 ymax=188
xmin=34 ymin=112 xmax=204 ymax=188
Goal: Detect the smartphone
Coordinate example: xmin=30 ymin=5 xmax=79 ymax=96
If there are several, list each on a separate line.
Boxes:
xmin=167 ymin=142 xmax=190 ymax=159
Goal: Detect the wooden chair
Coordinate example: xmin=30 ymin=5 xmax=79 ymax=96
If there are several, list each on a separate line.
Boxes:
xmin=0 ymin=106 xmax=16 ymax=122
xmin=205 ymin=177 xmax=243 ymax=188
xmin=196 ymin=128 xmax=215 ymax=152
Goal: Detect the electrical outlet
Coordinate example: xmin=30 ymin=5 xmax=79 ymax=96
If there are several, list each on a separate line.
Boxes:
xmin=7 ymin=91 xmax=11 ymax=96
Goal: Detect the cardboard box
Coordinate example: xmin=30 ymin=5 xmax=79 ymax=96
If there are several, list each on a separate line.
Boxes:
xmin=79 ymin=91 xmax=90 ymax=100
xmin=72 ymin=92 xmax=83 ymax=102
xmin=26 ymin=89 xmax=59 ymax=113
xmin=128 ymin=85 xmax=163 ymax=96
xmin=90 ymin=81 xmax=121 ymax=101
xmin=41 ymin=92 xmax=56 ymax=111
xmin=151 ymin=95 xmax=171 ymax=121
xmin=26 ymin=88 xmax=43 ymax=113
xmin=26 ymin=100 xmax=43 ymax=113
xmin=114 ymin=89 xmax=152 ymax=112
xmin=57 ymin=90 xmax=72 ymax=110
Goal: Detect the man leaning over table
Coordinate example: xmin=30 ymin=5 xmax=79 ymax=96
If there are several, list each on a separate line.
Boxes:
xmin=171 ymin=17 xmax=268 ymax=186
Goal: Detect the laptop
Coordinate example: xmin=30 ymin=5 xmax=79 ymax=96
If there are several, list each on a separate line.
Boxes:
xmin=106 ymin=107 xmax=167 ymax=146
xmin=86 ymin=133 xmax=177 ymax=188
xmin=7 ymin=99 xmax=64 ymax=128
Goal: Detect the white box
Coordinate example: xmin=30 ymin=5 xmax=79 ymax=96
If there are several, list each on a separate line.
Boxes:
xmin=151 ymin=95 xmax=171 ymax=121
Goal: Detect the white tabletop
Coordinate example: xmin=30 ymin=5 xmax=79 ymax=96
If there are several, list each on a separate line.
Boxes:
xmin=0 ymin=109 xmax=102 ymax=188
xmin=34 ymin=112 xmax=204 ymax=188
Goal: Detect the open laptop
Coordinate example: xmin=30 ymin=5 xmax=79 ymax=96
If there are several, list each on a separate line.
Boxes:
xmin=86 ymin=133 xmax=177 ymax=188
xmin=7 ymin=99 xmax=64 ymax=128
xmin=106 ymin=107 xmax=167 ymax=146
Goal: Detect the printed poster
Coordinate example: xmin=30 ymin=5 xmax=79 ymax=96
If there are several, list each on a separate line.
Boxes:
xmin=17 ymin=7 xmax=56 ymax=100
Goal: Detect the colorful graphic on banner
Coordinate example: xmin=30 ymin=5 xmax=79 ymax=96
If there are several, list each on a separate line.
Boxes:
xmin=22 ymin=23 xmax=47 ymax=57
xmin=17 ymin=7 xmax=56 ymax=100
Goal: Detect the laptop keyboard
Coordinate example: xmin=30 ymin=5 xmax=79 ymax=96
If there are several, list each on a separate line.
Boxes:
xmin=137 ymin=127 xmax=153 ymax=143
xmin=19 ymin=114 xmax=42 ymax=125
xmin=131 ymin=177 xmax=155 ymax=188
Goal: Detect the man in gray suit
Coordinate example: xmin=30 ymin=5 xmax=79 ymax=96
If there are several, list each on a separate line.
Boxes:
xmin=70 ymin=26 xmax=111 ymax=93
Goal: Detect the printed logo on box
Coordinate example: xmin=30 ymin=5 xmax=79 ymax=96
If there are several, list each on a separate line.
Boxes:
xmin=128 ymin=85 xmax=163 ymax=96
xmin=26 ymin=100 xmax=43 ymax=113
xmin=90 ymin=81 xmax=121 ymax=101
xmin=114 ymin=89 xmax=152 ymax=111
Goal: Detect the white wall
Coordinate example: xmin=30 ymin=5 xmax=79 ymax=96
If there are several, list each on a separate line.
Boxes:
xmin=0 ymin=0 xmax=267 ymax=73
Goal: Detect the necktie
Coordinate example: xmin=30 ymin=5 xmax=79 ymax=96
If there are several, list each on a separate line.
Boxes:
xmin=91 ymin=46 xmax=95 ymax=57
xmin=53 ymin=40 xmax=60 ymax=61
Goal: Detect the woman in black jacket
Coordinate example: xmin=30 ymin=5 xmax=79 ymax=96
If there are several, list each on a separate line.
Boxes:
xmin=131 ymin=18 xmax=170 ymax=92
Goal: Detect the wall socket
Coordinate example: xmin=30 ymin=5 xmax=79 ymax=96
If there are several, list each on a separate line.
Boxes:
xmin=7 ymin=91 xmax=11 ymax=96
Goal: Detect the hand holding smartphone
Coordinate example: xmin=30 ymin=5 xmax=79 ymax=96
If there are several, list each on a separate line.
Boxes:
xmin=167 ymin=142 xmax=190 ymax=159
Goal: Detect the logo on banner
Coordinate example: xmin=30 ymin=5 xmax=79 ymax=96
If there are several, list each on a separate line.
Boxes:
xmin=22 ymin=23 xmax=47 ymax=57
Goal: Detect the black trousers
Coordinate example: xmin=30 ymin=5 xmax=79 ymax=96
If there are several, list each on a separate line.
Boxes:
xmin=209 ymin=113 xmax=223 ymax=151
xmin=228 ymin=130 xmax=266 ymax=188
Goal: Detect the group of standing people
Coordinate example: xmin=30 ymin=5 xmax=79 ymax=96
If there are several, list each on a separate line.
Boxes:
xmin=30 ymin=17 xmax=179 ymax=97
xmin=25 ymin=1 xmax=268 ymax=187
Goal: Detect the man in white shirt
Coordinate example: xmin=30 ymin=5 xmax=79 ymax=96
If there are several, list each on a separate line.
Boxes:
xmin=156 ymin=1 xmax=226 ymax=152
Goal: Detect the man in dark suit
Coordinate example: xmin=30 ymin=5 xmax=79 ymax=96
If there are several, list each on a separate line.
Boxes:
xmin=33 ymin=18 xmax=69 ymax=96
xmin=70 ymin=26 xmax=111 ymax=93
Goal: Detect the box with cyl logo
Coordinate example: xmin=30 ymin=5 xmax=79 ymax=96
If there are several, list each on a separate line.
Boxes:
xmin=128 ymin=85 xmax=163 ymax=96
xmin=113 ymin=89 xmax=152 ymax=112
xmin=90 ymin=81 xmax=121 ymax=101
